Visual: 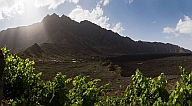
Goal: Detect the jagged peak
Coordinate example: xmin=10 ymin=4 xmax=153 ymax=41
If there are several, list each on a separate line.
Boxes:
xmin=61 ymin=14 xmax=73 ymax=22
xmin=1 ymin=13 xmax=191 ymax=54
xmin=61 ymin=14 xmax=69 ymax=18
xmin=42 ymin=13 xmax=60 ymax=22
xmin=32 ymin=43 xmax=41 ymax=49
xmin=30 ymin=43 xmax=43 ymax=53
xmin=45 ymin=14 xmax=51 ymax=17
xmin=51 ymin=13 xmax=59 ymax=17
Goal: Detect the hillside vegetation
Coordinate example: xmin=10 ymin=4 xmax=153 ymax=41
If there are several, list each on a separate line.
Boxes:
xmin=2 ymin=48 xmax=192 ymax=106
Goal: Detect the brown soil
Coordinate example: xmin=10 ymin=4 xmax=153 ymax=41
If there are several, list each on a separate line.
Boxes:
xmin=114 ymin=55 xmax=192 ymax=92
xmin=118 ymin=55 xmax=192 ymax=77
xmin=33 ymin=55 xmax=192 ymax=95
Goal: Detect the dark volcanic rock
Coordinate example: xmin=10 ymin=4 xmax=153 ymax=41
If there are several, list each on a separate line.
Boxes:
xmin=0 ymin=13 xmax=191 ymax=57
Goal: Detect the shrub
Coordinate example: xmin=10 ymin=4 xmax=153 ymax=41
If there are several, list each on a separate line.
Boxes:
xmin=2 ymin=47 xmax=192 ymax=106
xmin=121 ymin=69 xmax=169 ymax=106
xmin=40 ymin=72 xmax=71 ymax=106
xmin=2 ymin=47 xmax=43 ymax=105
xmin=68 ymin=76 xmax=109 ymax=106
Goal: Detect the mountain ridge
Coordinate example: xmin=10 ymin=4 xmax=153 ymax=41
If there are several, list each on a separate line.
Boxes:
xmin=0 ymin=13 xmax=191 ymax=59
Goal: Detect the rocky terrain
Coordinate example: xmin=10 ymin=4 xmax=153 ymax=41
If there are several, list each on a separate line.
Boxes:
xmin=0 ymin=13 xmax=190 ymax=59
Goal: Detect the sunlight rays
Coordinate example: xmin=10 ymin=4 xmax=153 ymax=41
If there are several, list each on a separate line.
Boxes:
xmin=0 ymin=0 xmax=49 ymax=51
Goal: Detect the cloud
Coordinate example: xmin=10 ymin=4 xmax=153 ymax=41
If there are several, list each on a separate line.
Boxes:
xmin=152 ymin=21 xmax=156 ymax=24
xmin=162 ymin=15 xmax=192 ymax=38
xmin=164 ymin=36 xmax=174 ymax=39
xmin=0 ymin=0 xmax=25 ymax=20
xmin=175 ymin=15 xmax=192 ymax=35
xmin=163 ymin=27 xmax=176 ymax=34
xmin=69 ymin=5 xmax=125 ymax=34
xmin=112 ymin=23 xmax=125 ymax=34
xmin=69 ymin=5 xmax=110 ymax=29
xmin=34 ymin=0 xmax=79 ymax=9
xmin=0 ymin=0 xmax=79 ymax=20
xmin=128 ymin=0 xmax=134 ymax=4
xmin=103 ymin=0 xmax=110 ymax=6
xmin=69 ymin=0 xmax=79 ymax=4
xmin=0 ymin=15 xmax=3 ymax=20
xmin=98 ymin=0 xmax=110 ymax=6
xmin=163 ymin=27 xmax=179 ymax=38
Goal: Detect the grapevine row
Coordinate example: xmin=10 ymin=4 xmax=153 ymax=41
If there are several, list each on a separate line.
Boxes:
xmin=1 ymin=47 xmax=192 ymax=106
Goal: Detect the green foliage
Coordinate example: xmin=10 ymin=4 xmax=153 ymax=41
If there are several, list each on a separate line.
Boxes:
xmin=165 ymin=67 xmax=192 ymax=106
xmin=1 ymin=47 xmax=43 ymax=105
xmin=37 ymin=72 xmax=71 ymax=106
xmin=121 ymin=69 xmax=169 ymax=106
xmin=95 ymin=96 xmax=121 ymax=106
xmin=1 ymin=47 xmax=108 ymax=106
xmin=2 ymin=47 xmax=192 ymax=106
xmin=68 ymin=76 xmax=109 ymax=106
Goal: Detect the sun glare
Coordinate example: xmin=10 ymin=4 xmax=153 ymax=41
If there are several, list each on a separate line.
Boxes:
xmin=22 ymin=0 xmax=42 ymax=24
xmin=8 ymin=0 xmax=49 ymax=42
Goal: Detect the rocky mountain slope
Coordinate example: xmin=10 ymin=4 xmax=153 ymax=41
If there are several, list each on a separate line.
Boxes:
xmin=0 ymin=13 xmax=191 ymax=58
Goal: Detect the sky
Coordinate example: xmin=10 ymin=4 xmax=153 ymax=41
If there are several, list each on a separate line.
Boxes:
xmin=1 ymin=0 xmax=192 ymax=50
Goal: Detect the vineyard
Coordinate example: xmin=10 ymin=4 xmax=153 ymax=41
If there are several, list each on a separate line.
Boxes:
xmin=1 ymin=47 xmax=192 ymax=106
